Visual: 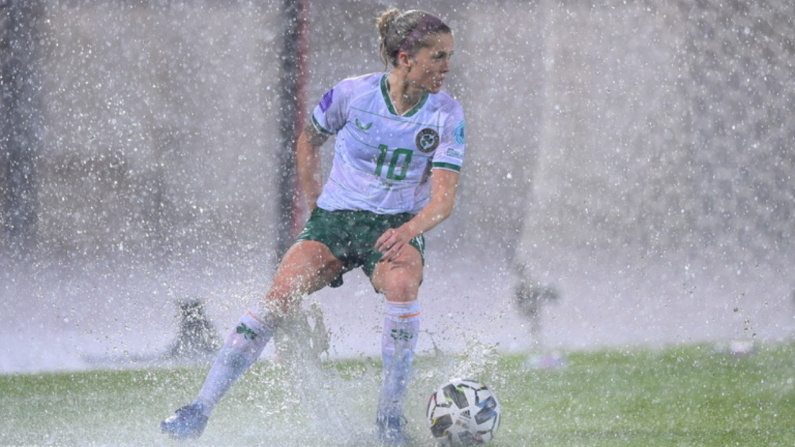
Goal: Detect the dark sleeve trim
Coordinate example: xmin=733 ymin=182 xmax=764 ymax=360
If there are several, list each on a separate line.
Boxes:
xmin=432 ymin=162 xmax=461 ymax=172
xmin=312 ymin=115 xmax=334 ymax=135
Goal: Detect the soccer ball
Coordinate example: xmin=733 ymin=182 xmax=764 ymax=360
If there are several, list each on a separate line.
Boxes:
xmin=426 ymin=378 xmax=501 ymax=446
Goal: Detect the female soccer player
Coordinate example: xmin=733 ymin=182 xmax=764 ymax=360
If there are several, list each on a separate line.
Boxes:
xmin=161 ymin=8 xmax=464 ymax=446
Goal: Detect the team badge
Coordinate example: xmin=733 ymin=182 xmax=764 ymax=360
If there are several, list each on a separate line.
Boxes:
xmin=416 ymin=128 xmax=440 ymax=153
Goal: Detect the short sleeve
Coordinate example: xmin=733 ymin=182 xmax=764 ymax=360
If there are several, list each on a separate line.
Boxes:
xmin=431 ymin=105 xmax=466 ymax=173
xmin=310 ymin=80 xmax=352 ymax=135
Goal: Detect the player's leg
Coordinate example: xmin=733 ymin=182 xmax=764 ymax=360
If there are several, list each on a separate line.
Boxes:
xmin=161 ymin=240 xmax=343 ymax=439
xmin=370 ymin=245 xmax=423 ymax=444
xmin=194 ymin=241 xmax=342 ymax=412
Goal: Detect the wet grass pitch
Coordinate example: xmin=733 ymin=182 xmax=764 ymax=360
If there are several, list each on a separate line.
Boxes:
xmin=1 ymin=342 xmax=793 ymax=446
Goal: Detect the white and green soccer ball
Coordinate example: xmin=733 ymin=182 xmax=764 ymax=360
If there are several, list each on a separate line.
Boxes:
xmin=426 ymin=378 xmax=501 ymax=446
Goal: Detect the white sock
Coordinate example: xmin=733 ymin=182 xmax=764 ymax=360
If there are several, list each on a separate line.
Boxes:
xmin=194 ymin=306 xmax=275 ymax=416
xmin=378 ymin=300 xmax=421 ymax=418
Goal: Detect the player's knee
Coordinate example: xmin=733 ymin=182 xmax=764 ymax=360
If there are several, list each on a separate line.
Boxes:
xmin=382 ymin=276 xmax=420 ymax=302
xmin=263 ymin=284 xmax=303 ymax=312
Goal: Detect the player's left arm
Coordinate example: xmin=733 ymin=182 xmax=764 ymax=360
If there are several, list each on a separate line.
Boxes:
xmin=376 ymin=168 xmax=459 ymax=260
xmin=405 ymin=168 xmax=459 ymax=236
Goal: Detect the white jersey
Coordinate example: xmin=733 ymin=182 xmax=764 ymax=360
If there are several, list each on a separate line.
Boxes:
xmin=310 ymin=73 xmax=466 ymax=214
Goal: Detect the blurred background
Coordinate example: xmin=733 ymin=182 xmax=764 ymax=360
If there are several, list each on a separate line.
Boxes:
xmin=1 ymin=0 xmax=793 ymax=373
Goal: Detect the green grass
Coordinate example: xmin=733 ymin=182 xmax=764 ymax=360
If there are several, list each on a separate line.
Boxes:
xmin=1 ymin=343 xmax=794 ymax=446
xmin=500 ymin=344 xmax=795 ymax=446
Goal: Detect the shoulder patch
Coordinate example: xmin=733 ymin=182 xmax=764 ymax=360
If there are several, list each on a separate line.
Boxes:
xmin=319 ymin=89 xmax=334 ymax=112
xmin=454 ymin=120 xmax=465 ymax=145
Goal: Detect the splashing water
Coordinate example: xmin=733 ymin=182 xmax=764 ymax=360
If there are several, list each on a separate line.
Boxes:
xmin=199 ymin=300 xmax=508 ymax=446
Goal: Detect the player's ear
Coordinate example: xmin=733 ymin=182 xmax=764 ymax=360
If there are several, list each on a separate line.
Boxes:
xmin=397 ymin=50 xmax=412 ymax=70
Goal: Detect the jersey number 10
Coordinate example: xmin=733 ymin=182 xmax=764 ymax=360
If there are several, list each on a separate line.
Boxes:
xmin=375 ymin=144 xmax=412 ymax=181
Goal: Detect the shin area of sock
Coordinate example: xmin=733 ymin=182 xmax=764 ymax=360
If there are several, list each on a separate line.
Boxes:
xmin=194 ymin=307 xmax=277 ymax=414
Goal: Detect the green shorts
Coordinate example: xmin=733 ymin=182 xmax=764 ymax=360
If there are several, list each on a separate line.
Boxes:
xmin=294 ymin=208 xmax=426 ymax=288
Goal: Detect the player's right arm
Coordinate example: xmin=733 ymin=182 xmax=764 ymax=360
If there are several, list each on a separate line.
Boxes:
xmin=296 ymin=122 xmax=329 ymax=212
xmin=300 ymin=79 xmax=354 ymax=211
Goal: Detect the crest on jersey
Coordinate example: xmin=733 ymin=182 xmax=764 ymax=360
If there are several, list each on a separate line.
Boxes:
xmin=416 ymin=128 xmax=440 ymax=153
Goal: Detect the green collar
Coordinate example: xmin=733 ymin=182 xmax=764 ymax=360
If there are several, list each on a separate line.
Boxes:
xmin=380 ymin=74 xmax=428 ymax=117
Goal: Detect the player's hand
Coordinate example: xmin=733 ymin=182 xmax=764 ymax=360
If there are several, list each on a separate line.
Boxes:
xmin=375 ymin=227 xmax=410 ymax=262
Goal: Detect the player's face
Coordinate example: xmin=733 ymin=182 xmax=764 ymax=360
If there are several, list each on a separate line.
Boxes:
xmin=407 ymin=32 xmax=454 ymax=94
